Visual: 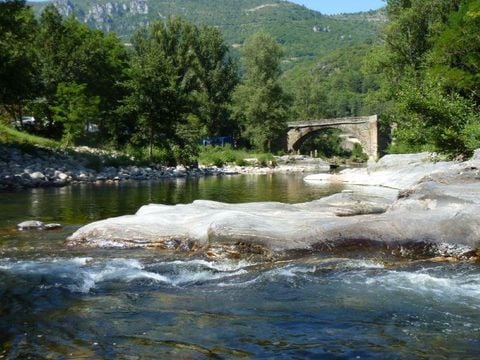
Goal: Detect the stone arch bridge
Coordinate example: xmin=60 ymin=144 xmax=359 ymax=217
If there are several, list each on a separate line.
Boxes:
xmin=287 ymin=115 xmax=378 ymax=160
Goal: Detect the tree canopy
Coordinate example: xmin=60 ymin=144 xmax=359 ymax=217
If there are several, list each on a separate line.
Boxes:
xmin=376 ymin=0 xmax=480 ymax=156
xmin=2 ymin=0 xmax=479 ymax=162
xmin=232 ymin=32 xmax=291 ymax=152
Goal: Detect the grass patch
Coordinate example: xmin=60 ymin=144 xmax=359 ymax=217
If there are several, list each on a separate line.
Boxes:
xmin=0 ymin=123 xmax=59 ymax=149
xmin=198 ymin=146 xmax=277 ymax=167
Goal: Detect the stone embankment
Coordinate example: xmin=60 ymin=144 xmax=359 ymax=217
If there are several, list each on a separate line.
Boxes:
xmin=0 ymin=145 xmax=225 ymax=191
xmin=69 ymin=150 xmax=480 ymax=261
xmin=0 ymin=146 xmax=331 ymax=190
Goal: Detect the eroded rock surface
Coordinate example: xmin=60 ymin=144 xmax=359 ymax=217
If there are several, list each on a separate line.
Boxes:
xmin=68 ymin=153 xmax=480 ymax=259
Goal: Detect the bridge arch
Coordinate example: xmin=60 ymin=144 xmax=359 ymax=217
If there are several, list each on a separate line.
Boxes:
xmin=287 ymin=115 xmax=378 ymax=160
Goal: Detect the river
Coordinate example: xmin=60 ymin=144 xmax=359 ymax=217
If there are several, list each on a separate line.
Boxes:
xmin=0 ymin=174 xmax=479 ymax=358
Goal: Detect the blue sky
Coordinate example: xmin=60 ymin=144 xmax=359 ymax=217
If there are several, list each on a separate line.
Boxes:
xmin=29 ymin=0 xmax=386 ymax=14
xmin=289 ymin=0 xmax=385 ymax=14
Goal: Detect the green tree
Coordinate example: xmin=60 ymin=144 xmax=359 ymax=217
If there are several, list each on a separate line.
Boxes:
xmin=51 ymin=82 xmax=100 ymax=146
xmin=384 ymin=0 xmax=461 ymax=75
xmin=428 ymin=0 xmax=480 ymax=103
xmin=35 ymin=5 xmax=128 ymax=142
xmin=121 ymin=18 xmax=200 ymax=161
xmin=389 ymin=80 xmax=480 ymax=154
xmin=232 ymin=32 xmax=290 ymax=152
xmin=121 ymin=17 xmax=238 ymax=162
xmin=288 ymin=45 xmax=381 ymax=121
xmin=120 ymin=33 xmax=176 ymax=159
xmin=369 ymin=0 xmax=480 ymax=156
xmin=194 ymin=26 xmax=238 ymax=137
xmin=0 ymin=0 xmax=38 ymax=123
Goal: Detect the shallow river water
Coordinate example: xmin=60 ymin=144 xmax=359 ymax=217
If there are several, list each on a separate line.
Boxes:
xmin=0 ymin=174 xmax=479 ymax=358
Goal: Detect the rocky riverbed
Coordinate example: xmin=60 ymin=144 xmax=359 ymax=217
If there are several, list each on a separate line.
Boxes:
xmin=0 ymin=145 xmax=222 ymax=190
xmin=0 ymin=145 xmax=330 ymax=191
xmin=69 ymin=150 xmax=480 ymax=261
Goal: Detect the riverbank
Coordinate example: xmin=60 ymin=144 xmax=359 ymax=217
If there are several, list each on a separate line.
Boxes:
xmin=0 ymin=145 xmax=332 ymax=191
xmin=0 ymin=144 xmax=216 ymax=191
xmin=69 ymin=150 xmax=480 ymax=261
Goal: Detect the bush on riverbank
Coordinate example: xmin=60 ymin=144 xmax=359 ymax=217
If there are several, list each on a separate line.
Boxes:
xmin=0 ymin=125 xmax=279 ymax=171
xmin=198 ymin=146 xmax=277 ymax=167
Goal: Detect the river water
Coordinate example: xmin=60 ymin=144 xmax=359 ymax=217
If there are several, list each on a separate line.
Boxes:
xmin=0 ymin=174 xmax=479 ymax=358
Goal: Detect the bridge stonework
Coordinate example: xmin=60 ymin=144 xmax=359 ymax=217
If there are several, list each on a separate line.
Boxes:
xmin=287 ymin=115 xmax=379 ymax=160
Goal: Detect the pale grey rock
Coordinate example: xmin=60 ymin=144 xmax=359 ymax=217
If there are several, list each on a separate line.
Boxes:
xmin=173 ymin=165 xmax=187 ymax=177
xmin=68 ymin=153 xmax=480 ymax=258
xmin=44 ymin=223 xmax=62 ymax=230
xmin=305 ymin=153 xmax=460 ymax=190
xmin=130 ymin=0 xmax=149 ymax=15
xmin=30 ymin=172 xmax=45 ymax=180
xmin=473 ymin=149 xmax=480 ymax=160
xmin=55 ymin=171 xmax=69 ymax=181
xmin=17 ymin=220 xmax=44 ymax=230
xmin=53 ymin=0 xmax=74 ymax=17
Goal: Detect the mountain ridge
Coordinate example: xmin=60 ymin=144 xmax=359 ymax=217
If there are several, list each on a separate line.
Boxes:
xmin=28 ymin=0 xmax=384 ymax=66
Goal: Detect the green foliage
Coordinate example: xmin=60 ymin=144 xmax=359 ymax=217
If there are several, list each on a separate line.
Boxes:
xmin=193 ymin=26 xmax=238 ymax=137
xmin=350 ymin=143 xmax=368 ymax=162
xmin=198 ymin=145 xmax=247 ymax=167
xmin=120 ymin=17 xmax=237 ymax=161
xmin=51 ymin=82 xmax=100 ymax=147
xmin=198 ymin=145 xmax=276 ymax=168
xmin=124 ymin=145 xmax=176 ymax=166
xmin=35 ymin=5 xmax=128 ymax=142
xmin=232 ymin=32 xmax=291 ymax=152
xmin=391 ymin=81 xmax=480 ymax=156
xmin=299 ymin=128 xmax=349 ymax=158
xmin=384 ymin=0 xmax=461 ymax=73
xmin=0 ymin=0 xmax=38 ymax=121
xmin=428 ymin=0 xmax=480 ymax=104
xmin=284 ymin=44 xmax=381 ymax=120
xmin=0 ymin=123 xmax=59 ymax=148
xmin=367 ymin=0 xmax=480 ymax=157
xmin=256 ymin=153 xmax=277 ymax=167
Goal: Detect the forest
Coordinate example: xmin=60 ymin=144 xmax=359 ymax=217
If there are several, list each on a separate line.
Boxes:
xmin=1 ymin=0 xmax=480 ymax=164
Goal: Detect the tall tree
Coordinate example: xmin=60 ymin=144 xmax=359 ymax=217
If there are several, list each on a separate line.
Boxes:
xmin=121 ymin=17 xmax=238 ymax=162
xmin=428 ymin=0 xmax=480 ymax=103
xmin=232 ymin=32 xmax=290 ymax=152
xmin=121 ymin=18 xmax=201 ymax=160
xmin=120 ymin=32 xmax=176 ymax=159
xmin=375 ymin=0 xmax=480 ymax=156
xmin=0 ymin=0 xmax=37 ymax=123
xmin=194 ymin=26 xmax=238 ymax=137
xmin=51 ymin=82 xmax=100 ymax=146
xmin=35 ymin=5 xmax=128 ymax=141
xmin=384 ymin=0 xmax=461 ymax=75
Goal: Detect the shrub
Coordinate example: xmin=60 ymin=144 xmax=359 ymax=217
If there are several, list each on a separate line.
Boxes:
xmin=198 ymin=146 xmax=277 ymax=168
xmin=350 ymin=143 xmax=368 ymax=162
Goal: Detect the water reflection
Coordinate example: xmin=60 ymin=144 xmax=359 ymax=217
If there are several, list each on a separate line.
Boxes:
xmin=0 ymin=174 xmax=343 ymax=228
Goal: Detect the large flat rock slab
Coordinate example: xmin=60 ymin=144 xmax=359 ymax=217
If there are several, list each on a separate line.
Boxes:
xmin=68 ymin=153 xmax=480 ymax=258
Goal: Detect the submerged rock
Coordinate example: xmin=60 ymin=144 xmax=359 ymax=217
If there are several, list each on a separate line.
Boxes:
xmin=68 ymin=152 xmax=480 ymax=259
